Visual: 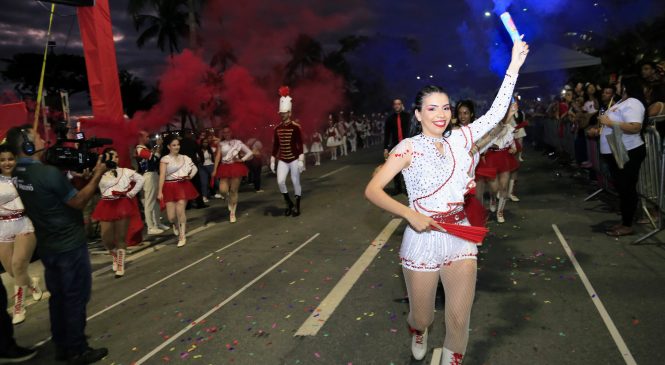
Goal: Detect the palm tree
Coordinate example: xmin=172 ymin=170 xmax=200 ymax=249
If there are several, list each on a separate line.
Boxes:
xmin=285 ymin=34 xmax=323 ymax=82
xmin=129 ymin=0 xmax=189 ymax=55
xmin=210 ymin=40 xmax=237 ymax=72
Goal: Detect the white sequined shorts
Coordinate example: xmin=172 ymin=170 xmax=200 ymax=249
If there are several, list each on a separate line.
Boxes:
xmin=0 ymin=216 xmax=35 ymax=243
xmin=399 ymin=222 xmax=478 ymax=272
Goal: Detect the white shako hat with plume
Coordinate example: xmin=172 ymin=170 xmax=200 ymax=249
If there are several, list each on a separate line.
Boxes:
xmin=278 ymin=86 xmax=292 ymax=113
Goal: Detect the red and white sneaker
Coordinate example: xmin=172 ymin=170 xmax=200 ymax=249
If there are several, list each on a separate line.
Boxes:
xmin=410 ymin=327 xmax=428 ymax=360
xmin=442 ymin=348 xmax=464 ymax=365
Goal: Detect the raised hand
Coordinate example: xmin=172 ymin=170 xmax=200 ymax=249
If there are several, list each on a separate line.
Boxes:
xmin=508 ymin=37 xmax=530 ymax=74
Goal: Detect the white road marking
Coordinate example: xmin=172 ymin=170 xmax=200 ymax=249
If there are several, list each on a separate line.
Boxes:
xmin=30 ymin=233 xmax=250 ymax=349
xmin=318 ymin=165 xmax=350 ymax=179
xmin=87 ymin=234 xmax=250 ymax=321
xmin=294 ymin=218 xmax=402 ymax=336
xmin=134 ymin=233 xmax=321 ymax=364
xmin=552 ymin=224 xmax=637 ymax=365
xmin=431 ymin=348 xmax=442 ymax=365
xmin=92 ymin=223 xmax=217 ymax=277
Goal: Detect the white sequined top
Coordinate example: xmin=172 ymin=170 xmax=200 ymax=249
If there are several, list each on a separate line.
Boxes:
xmin=161 ymin=154 xmax=197 ymax=181
xmin=392 ymin=73 xmax=517 ymax=217
xmin=0 ymin=175 xmax=24 ymax=216
xmin=98 ymin=168 xmax=144 ymax=199
xmin=489 ymin=124 xmax=516 ymax=150
xmin=218 ymin=139 xmax=253 ymax=164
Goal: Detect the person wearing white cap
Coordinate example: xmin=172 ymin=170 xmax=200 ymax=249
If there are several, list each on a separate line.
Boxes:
xmin=270 ymin=86 xmax=305 ymax=217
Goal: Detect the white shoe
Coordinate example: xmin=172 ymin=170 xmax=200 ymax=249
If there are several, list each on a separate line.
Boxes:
xmin=115 ymin=249 xmax=126 ymax=277
xmin=147 ymin=228 xmax=165 ymax=235
xmin=509 ymin=194 xmax=520 ymax=202
xmin=230 ymin=212 xmax=237 ymax=223
xmin=497 ymin=212 xmax=505 ymax=223
xmin=255 ymin=190 xmax=264 ymax=193
xmin=410 ymin=328 xmax=428 ymax=360
xmin=157 ymin=223 xmax=170 ymax=231
xmin=203 ymin=197 xmax=209 ymax=203
xmin=489 ymin=199 xmax=497 ymax=213
xmin=110 ymin=249 xmax=118 ymax=272
xmin=30 ymin=277 xmax=43 ymax=301
xmin=214 ymin=193 xmax=222 ymax=199
xmin=441 ymin=348 xmax=464 ymax=365
xmin=177 ymin=238 xmax=187 ymax=247
xmin=172 ymin=224 xmax=179 ymax=236
xmin=12 ymin=286 xmax=26 ymax=325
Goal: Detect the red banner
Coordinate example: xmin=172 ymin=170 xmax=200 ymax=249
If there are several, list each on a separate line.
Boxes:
xmin=77 ymin=0 xmax=124 ymax=122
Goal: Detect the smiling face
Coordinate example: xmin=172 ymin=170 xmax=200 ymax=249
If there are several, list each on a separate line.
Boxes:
xmin=457 ymin=105 xmax=473 ymax=126
xmin=415 ymin=92 xmax=452 ymax=137
xmin=0 ymin=151 xmax=16 ymax=176
xmin=167 ymin=138 xmax=181 ymax=154
xmin=221 ymin=127 xmax=232 ymax=141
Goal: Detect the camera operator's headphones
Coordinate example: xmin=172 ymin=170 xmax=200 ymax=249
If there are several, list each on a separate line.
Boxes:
xmin=20 ymin=129 xmax=36 ymax=156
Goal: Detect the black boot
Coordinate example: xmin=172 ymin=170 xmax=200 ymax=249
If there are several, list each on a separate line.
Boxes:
xmin=292 ymin=195 xmax=301 ymax=217
xmin=282 ymin=193 xmax=294 ymax=216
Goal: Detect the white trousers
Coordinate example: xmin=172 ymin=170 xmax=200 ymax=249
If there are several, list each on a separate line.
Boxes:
xmin=277 ymin=160 xmax=302 ymax=196
xmin=340 ymin=136 xmax=348 ymax=156
xmin=142 ymin=172 xmax=161 ymax=229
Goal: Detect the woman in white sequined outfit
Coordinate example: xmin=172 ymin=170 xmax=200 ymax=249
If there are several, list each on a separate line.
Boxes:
xmin=365 ymin=40 xmax=529 ymax=364
xmin=0 ymin=145 xmax=42 ymax=324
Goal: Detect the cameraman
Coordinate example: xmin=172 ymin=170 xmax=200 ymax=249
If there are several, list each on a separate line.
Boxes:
xmin=7 ymin=125 xmax=108 ymax=364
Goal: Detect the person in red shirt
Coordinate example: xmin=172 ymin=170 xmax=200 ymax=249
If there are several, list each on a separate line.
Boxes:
xmin=270 ymin=87 xmax=305 ymax=217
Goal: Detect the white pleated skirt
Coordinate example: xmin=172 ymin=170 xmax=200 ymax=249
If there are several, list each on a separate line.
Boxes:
xmin=399 ymin=221 xmax=478 ymax=272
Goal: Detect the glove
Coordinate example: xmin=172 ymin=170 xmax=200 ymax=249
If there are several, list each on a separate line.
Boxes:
xmin=297 ymin=154 xmax=305 ymax=173
xmin=270 ymin=156 xmax=276 ymax=173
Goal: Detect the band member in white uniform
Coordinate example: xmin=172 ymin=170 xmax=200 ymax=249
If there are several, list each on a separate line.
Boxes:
xmin=365 ymin=40 xmax=528 ymax=364
xmin=91 ymin=148 xmax=144 ymax=277
xmin=213 ymin=126 xmax=253 ymax=223
xmin=0 ymin=145 xmax=42 ymax=325
xmin=270 ymin=86 xmax=305 ymax=217
xmin=310 ymin=131 xmax=324 ymax=166
xmin=158 ymin=135 xmax=199 ymax=247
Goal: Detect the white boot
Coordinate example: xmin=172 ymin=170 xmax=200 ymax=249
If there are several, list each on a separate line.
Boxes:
xmin=489 ymin=196 xmax=497 ymax=213
xmin=12 ymin=286 xmax=26 ymax=325
xmin=441 ymin=348 xmax=464 ymax=365
xmin=110 ymin=249 xmax=118 ymax=272
xmin=177 ymin=223 xmax=187 ymax=247
xmin=508 ymin=179 xmax=520 ymax=202
xmin=115 ymin=248 xmax=126 ymax=277
xmin=30 ymin=277 xmax=43 ymax=301
xmin=229 ymin=205 xmax=237 ymax=223
xmin=497 ymin=197 xmax=507 ymax=223
xmin=410 ymin=327 xmax=428 ymax=360
xmin=172 ymin=223 xmax=179 ymax=237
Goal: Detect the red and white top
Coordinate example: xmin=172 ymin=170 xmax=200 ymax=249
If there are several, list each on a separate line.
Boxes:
xmin=0 ymin=175 xmax=25 ymax=216
xmin=218 ymin=139 xmax=253 ymax=164
xmin=99 ymin=168 xmax=145 ymax=199
xmin=489 ymin=124 xmax=516 ymax=150
xmin=391 ymin=73 xmax=518 ymax=217
xmin=162 ymin=154 xmax=197 ymax=181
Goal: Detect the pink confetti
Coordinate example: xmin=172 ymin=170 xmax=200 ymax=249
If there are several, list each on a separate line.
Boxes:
xmin=272 ymin=322 xmax=277 ymax=329
xmin=314 ymin=352 xmax=321 ymax=358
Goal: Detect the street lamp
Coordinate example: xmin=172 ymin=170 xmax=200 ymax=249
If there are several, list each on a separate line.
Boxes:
xmin=484 ymin=11 xmax=491 ymax=17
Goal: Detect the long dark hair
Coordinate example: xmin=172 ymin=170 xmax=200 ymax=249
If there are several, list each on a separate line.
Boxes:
xmin=409 ymin=85 xmax=453 ymax=138
xmin=161 ymin=135 xmax=180 ymax=158
xmin=621 ymin=75 xmax=648 ymax=125
xmin=455 ymin=99 xmax=476 ymax=124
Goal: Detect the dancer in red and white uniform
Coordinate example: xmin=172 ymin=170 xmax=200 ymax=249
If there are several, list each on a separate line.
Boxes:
xmin=310 ymin=131 xmax=324 ymax=166
xmin=91 ymin=148 xmax=144 ymax=277
xmin=158 ymin=135 xmax=199 ymax=247
xmin=271 ymin=86 xmax=305 ymax=217
xmin=324 ymin=116 xmax=340 ymax=160
xmin=365 ymin=40 xmax=528 ymax=364
xmin=213 ymin=126 xmax=252 ymax=223
xmin=484 ymin=101 xmax=520 ymax=223
xmin=0 ymin=145 xmax=42 ymax=324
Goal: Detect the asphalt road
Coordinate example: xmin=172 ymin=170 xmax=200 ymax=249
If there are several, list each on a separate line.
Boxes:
xmin=7 ymin=144 xmax=665 ymax=365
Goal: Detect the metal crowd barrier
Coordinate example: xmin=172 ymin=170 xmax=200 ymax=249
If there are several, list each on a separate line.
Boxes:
xmin=537 ymin=114 xmax=665 ymax=244
xmin=634 ymin=115 xmax=665 ymax=244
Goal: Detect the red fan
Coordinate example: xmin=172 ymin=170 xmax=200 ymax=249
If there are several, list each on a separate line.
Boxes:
xmin=278 ymin=86 xmax=290 ymax=97
xmin=430 ymin=222 xmax=488 ymax=244
xmin=514 ymin=120 xmax=529 ymax=130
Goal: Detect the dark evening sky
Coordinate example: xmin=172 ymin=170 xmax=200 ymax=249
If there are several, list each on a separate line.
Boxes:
xmin=1 ymin=0 xmax=664 ymax=112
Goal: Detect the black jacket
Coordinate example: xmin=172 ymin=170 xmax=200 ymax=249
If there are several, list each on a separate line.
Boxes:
xmin=384 ymin=111 xmax=411 ymax=150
